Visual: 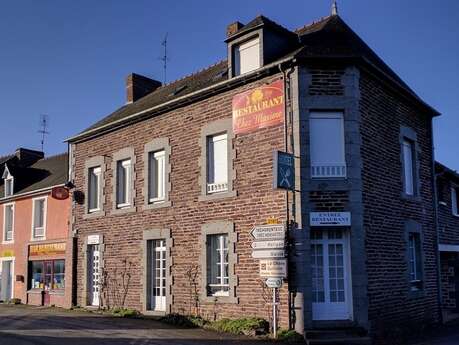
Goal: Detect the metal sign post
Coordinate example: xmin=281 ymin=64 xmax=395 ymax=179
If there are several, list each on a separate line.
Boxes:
xmin=273 ymin=287 xmax=277 ymax=339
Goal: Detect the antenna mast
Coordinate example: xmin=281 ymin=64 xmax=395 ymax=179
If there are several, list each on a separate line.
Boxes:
xmin=38 ymin=114 xmax=50 ymax=153
xmin=160 ymin=33 xmax=169 ymax=84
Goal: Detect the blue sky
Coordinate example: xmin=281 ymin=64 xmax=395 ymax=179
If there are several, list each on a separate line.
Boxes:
xmin=0 ymin=1 xmax=458 ymax=169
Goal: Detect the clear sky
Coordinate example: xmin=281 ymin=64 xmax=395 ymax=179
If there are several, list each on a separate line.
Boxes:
xmin=0 ymin=1 xmax=458 ymax=169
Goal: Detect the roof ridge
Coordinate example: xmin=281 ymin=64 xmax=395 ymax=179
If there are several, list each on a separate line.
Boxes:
xmin=38 ymin=152 xmax=68 ymax=161
xmin=294 ymin=15 xmax=332 ymax=33
xmin=160 ymin=59 xmax=227 ymax=89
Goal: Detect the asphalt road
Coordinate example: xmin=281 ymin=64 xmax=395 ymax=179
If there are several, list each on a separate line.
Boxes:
xmin=0 ymin=304 xmax=275 ymax=345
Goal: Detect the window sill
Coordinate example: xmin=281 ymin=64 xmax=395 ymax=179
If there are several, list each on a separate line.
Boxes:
xmin=199 ymin=190 xmax=237 ymax=202
xmin=401 ymin=193 xmax=422 ymax=203
xmin=143 ymin=200 xmax=172 ymax=211
xmin=111 ymin=206 xmax=136 ymax=216
xmin=200 ymin=295 xmax=238 ymax=304
xmin=83 ymin=210 xmax=106 ymax=220
xmin=30 ymin=237 xmax=46 ymax=242
xmin=2 ymin=240 xmax=14 ymax=245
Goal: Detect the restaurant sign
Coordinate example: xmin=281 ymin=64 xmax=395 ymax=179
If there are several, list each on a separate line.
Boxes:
xmin=232 ymin=79 xmax=284 ymax=134
xmin=310 ymin=212 xmax=351 ymax=227
xmin=29 ymin=242 xmax=66 ymax=257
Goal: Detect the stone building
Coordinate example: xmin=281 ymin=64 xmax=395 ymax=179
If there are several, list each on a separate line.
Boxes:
xmin=436 ymin=162 xmax=459 ymax=321
xmin=67 ymin=12 xmax=440 ymax=337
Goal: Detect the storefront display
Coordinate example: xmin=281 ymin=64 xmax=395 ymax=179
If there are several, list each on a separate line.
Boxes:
xmin=30 ymin=260 xmax=65 ymax=291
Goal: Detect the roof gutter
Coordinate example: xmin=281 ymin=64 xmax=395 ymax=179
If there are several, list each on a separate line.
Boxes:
xmin=66 ymin=54 xmax=297 ymax=144
xmin=0 ymin=184 xmax=65 ymax=203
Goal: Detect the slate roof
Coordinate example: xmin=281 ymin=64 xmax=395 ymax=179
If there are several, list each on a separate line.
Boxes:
xmin=70 ymin=14 xmax=439 ymax=142
xmin=436 ymin=161 xmax=459 ymax=183
xmin=0 ymin=153 xmax=68 ymax=198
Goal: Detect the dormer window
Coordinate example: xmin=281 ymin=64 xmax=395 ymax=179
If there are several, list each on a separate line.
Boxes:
xmin=233 ymin=36 xmax=260 ymax=76
xmin=2 ymin=167 xmax=13 ymax=197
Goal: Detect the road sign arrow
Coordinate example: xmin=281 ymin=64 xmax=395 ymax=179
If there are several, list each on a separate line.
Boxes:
xmin=251 ymin=249 xmax=285 ymax=259
xmin=251 ymin=240 xmax=285 ymax=250
xmin=251 ymin=225 xmax=285 ymax=240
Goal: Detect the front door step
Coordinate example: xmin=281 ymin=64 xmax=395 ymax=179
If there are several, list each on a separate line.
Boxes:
xmin=305 ymin=328 xmax=372 ymax=345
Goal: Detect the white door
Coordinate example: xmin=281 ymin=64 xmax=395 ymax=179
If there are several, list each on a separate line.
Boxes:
xmin=88 ymin=245 xmax=100 ymax=306
xmin=311 ymin=229 xmax=352 ymax=320
xmin=0 ymin=260 xmax=13 ymax=301
xmin=150 ymin=240 xmax=166 ymax=311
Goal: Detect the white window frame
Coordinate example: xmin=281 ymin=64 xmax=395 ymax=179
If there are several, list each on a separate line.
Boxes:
xmin=31 ymin=196 xmax=47 ymax=240
xmin=116 ymin=159 xmax=132 ymax=209
xmin=402 ymin=139 xmax=415 ymax=196
xmin=3 ymin=169 xmax=13 ymax=198
xmin=206 ymin=133 xmax=228 ymax=194
xmin=88 ymin=166 xmax=101 ymax=213
xmin=207 ymin=234 xmax=229 ymax=297
xmin=2 ymin=203 xmax=14 ymax=244
xmin=408 ymin=232 xmax=422 ymax=291
xmin=452 ymin=186 xmax=459 ymax=217
xmin=309 ymin=111 xmax=346 ymax=178
xmin=148 ymin=150 xmax=166 ymax=204
xmin=233 ymin=36 xmax=260 ymax=76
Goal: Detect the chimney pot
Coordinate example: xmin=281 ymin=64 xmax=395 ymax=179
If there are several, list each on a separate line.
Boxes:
xmin=126 ymin=73 xmax=162 ymax=103
xmin=226 ymin=21 xmax=244 ymax=38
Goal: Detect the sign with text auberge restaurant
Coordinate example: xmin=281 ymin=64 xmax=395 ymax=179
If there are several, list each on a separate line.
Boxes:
xmin=232 ymin=79 xmax=284 ymax=134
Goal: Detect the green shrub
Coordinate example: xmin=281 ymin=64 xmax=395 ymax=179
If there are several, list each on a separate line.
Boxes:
xmin=277 ymin=329 xmax=304 ymax=343
xmin=111 ymin=308 xmax=139 ymax=318
xmin=160 ymin=313 xmax=206 ymax=328
xmin=208 ymin=317 xmax=269 ymax=335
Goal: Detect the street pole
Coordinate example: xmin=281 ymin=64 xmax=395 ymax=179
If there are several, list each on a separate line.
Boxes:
xmin=273 ymin=287 xmax=277 ymax=339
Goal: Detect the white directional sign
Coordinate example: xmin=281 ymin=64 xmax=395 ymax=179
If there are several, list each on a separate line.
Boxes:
xmin=260 ymin=259 xmax=287 ymax=278
xmin=251 ymin=225 xmax=285 ymax=240
xmin=266 ymin=278 xmax=283 ymax=288
xmin=252 ymin=249 xmax=285 ymax=259
xmin=251 ymin=240 xmax=285 ymax=250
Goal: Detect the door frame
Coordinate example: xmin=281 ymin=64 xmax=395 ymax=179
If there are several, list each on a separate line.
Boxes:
xmin=311 ymin=229 xmax=354 ymax=321
xmin=0 ymin=256 xmax=15 ymax=301
xmin=149 ymin=239 xmax=167 ymax=312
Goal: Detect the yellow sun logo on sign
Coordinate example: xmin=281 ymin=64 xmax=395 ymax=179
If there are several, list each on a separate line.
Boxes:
xmin=250 ymin=89 xmax=264 ymax=104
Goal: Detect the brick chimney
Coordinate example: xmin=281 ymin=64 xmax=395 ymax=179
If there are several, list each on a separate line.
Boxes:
xmin=126 ymin=73 xmax=162 ymax=103
xmin=15 ymin=148 xmax=44 ymax=167
xmin=226 ymin=21 xmax=244 ymax=38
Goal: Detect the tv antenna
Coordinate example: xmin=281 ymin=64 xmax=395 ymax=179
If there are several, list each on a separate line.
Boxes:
xmin=160 ymin=33 xmax=170 ymax=84
xmin=38 ymin=114 xmax=50 ymax=153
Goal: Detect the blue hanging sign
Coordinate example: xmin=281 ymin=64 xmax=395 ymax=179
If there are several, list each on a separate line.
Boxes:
xmin=273 ymin=150 xmax=295 ymax=191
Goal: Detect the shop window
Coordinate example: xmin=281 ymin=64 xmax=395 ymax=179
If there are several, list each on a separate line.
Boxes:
xmin=29 ymin=260 xmax=65 ymax=291
xmin=206 ymin=234 xmax=229 ymax=296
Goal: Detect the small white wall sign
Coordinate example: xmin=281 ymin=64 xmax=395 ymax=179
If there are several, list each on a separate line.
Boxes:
xmin=87 ymin=234 xmax=100 ymax=245
xmin=310 ymin=212 xmax=351 ymax=227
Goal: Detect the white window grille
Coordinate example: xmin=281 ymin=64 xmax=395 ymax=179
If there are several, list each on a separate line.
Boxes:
xmin=207 ymin=234 xmax=229 ymax=296
xmin=116 ymin=159 xmax=131 ymax=208
xmin=32 ymin=198 xmax=46 ymax=238
xmin=88 ymin=166 xmax=101 ymax=212
xmin=148 ymin=150 xmax=166 ymax=203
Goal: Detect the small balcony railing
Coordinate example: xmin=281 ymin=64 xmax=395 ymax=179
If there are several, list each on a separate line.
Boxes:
xmin=207 ymin=182 xmax=228 ymax=194
xmin=311 ymin=164 xmax=347 ymax=178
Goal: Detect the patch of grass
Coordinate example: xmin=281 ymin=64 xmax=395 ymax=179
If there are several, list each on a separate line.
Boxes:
xmin=277 ymin=329 xmax=304 ymax=343
xmin=111 ymin=308 xmax=139 ymax=318
xmin=160 ymin=313 xmax=206 ymax=328
xmin=206 ymin=317 xmax=269 ymax=336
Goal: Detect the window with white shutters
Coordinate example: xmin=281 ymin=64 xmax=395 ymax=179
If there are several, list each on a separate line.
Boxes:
xmin=32 ymin=198 xmax=46 ymax=239
xmin=402 ymin=139 xmax=415 ymax=196
xmin=3 ymin=204 xmax=14 ymax=242
xmin=116 ymin=159 xmax=131 ymax=208
xmin=452 ymin=187 xmax=459 ymax=216
xmin=233 ymin=37 xmax=260 ymax=76
xmin=310 ymin=112 xmax=346 ymax=178
xmin=148 ymin=150 xmax=166 ymax=203
xmin=207 ymin=133 xmax=228 ymax=194
xmin=88 ymin=166 xmax=101 ymax=212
